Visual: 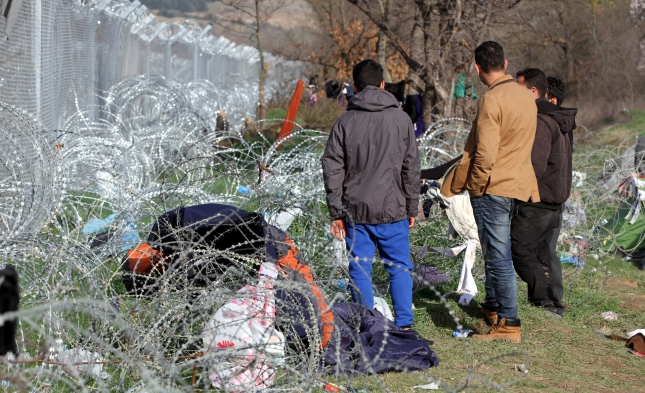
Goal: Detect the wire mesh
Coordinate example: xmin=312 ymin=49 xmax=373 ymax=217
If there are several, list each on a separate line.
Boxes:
xmin=1 ymin=0 xmax=636 ymax=392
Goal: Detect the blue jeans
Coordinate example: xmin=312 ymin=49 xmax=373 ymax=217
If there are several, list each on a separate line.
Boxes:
xmin=470 ymin=195 xmax=518 ymax=320
xmin=345 ymin=219 xmax=414 ymax=327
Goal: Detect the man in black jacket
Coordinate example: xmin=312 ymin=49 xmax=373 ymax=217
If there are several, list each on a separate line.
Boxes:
xmin=546 ymin=77 xmax=575 ymax=149
xmin=513 ymin=68 xmax=576 ymax=317
xmin=322 ymin=59 xmax=420 ymax=328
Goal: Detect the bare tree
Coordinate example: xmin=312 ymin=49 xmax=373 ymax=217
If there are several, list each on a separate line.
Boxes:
xmin=343 ymin=0 xmax=524 ymax=124
xmin=375 ymin=0 xmax=393 ymax=82
xmin=505 ymin=0 xmax=645 ymax=122
xmin=303 ymin=0 xmax=409 ymax=81
xmin=211 ymin=0 xmax=293 ymax=120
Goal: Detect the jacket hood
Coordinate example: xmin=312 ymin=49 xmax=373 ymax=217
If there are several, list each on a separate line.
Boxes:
xmin=536 ymin=98 xmax=578 ymax=133
xmin=347 ymin=85 xmax=400 ymax=112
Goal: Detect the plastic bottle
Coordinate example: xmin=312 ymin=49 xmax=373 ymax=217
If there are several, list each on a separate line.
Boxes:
xmin=452 ymin=329 xmax=472 ymax=338
xmin=236 ymin=185 xmax=254 ymax=195
xmin=335 ymin=278 xmax=349 ymax=291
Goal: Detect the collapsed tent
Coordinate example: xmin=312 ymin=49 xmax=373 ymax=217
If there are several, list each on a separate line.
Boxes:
xmin=121 ymin=203 xmax=334 ymax=348
xmin=600 ymin=175 xmax=645 ymax=255
xmin=121 ymin=204 xmax=438 ymax=382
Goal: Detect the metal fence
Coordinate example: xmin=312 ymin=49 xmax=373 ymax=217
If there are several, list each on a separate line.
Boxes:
xmin=0 ymin=0 xmax=295 ymax=131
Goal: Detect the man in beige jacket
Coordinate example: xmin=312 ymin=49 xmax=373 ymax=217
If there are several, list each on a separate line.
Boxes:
xmin=441 ymin=41 xmax=538 ymax=342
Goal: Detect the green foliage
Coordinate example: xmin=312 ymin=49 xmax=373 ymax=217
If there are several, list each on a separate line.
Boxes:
xmin=266 ymin=107 xmax=305 ymax=125
xmin=266 ymin=108 xmax=287 ymax=120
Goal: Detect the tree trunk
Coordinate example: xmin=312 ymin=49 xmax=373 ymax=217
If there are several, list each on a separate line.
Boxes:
xmin=376 ymin=0 xmax=393 ymax=82
xmin=255 ymin=0 xmax=267 ymax=120
xmin=421 ymin=11 xmax=438 ymax=129
xmin=563 ymin=42 xmax=577 ymax=99
xmin=422 ymin=86 xmax=436 ymax=134
xmin=377 ymin=32 xmax=392 ymax=82
xmin=407 ymin=12 xmax=424 ymax=95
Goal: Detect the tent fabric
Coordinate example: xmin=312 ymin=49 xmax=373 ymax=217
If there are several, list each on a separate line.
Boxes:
xmin=323 ymin=302 xmax=438 ymax=374
xmin=123 ymin=204 xmax=334 ymax=347
xmin=147 ymin=203 xmax=270 ymax=279
xmin=0 ymin=265 xmax=19 ymax=356
xmin=267 ymin=225 xmax=334 ymax=348
xmin=601 ymin=197 xmax=645 ymax=254
xmin=420 ymin=155 xmax=463 ymax=180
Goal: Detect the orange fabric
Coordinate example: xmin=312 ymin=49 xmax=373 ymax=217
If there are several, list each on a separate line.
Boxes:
xmin=277 ymin=79 xmax=305 ymax=145
xmin=126 ymin=243 xmax=166 ymax=273
xmin=278 ymin=236 xmax=334 ymax=348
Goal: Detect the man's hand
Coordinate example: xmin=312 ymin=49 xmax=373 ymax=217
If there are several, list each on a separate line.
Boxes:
xmin=330 ymin=219 xmax=346 ymax=240
xmin=409 ymin=216 xmax=416 ymax=229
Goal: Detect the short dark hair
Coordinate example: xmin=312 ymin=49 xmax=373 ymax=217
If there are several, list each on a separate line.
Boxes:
xmin=352 ymin=60 xmax=383 ymax=92
xmin=516 ymin=68 xmax=547 ymax=97
xmin=474 ymin=41 xmax=505 ymax=73
xmin=546 ymin=77 xmax=566 ymax=106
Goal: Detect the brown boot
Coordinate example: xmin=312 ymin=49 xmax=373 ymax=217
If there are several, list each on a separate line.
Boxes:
xmin=472 ymin=318 xmax=521 ymax=343
xmin=480 ymin=303 xmax=498 ymax=326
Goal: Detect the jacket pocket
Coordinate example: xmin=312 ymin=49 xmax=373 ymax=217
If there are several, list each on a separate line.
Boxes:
xmin=450 ymin=162 xmax=471 ymax=193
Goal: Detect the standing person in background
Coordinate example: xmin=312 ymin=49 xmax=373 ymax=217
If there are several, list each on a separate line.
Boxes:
xmin=441 ymin=41 xmax=539 ymax=343
xmin=546 ymin=77 xmax=575 ymax=150
xmin=514 ymin=68 xmax=575 ymax=318
xmin=321 ymin=59 xmax=420 ymax=329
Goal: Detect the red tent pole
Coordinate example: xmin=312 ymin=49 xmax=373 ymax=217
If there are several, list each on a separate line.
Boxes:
xmin=276 ymin=79 xmax=305 ymax=146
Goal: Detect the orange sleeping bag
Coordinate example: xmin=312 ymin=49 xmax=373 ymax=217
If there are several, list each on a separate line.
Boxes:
xmin=277 ymin=235 xmax=334 ymax=348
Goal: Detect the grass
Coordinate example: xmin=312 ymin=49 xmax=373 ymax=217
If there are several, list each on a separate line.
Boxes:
xmin=592 ymin=110 xmax=645 ymax=147
xmin=354 ymin=251 xmax=645 ymax=393
xmin=266 ymin=95 xmax=346 ymax=131
xmin=345 ymin=112 xmax=645 ymax=392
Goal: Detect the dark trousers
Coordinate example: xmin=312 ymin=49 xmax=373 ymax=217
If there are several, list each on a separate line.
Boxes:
xmin=511 ymin=204 xmax=564 ymax=315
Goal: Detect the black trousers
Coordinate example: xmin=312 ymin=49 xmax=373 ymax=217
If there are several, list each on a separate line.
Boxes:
xmin=511 ymin=204 xmax=564 ymax=315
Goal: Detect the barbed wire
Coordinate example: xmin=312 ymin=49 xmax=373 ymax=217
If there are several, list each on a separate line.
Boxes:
xmin=2 ymin=68 xmax=644 ymax=391
xmin=0 ymin=74 xmax=548 ymax=392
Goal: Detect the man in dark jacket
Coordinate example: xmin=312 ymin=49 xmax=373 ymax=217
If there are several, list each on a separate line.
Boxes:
xmin=514 ymin=68 xmax=576 ymax=317
xmin=546 ymin=77 xmax=575 ymax=149
xmin=322 ymin=59 xmax=420 ymax=328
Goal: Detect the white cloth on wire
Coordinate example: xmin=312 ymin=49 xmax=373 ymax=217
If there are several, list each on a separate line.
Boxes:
xmin=267 ymin=206 xmax=302 ymax=231
xmin=430 ymin=240 xmax=479 ymax=305
xmin=625 ymin=175 xmax=645 ymax=224
xmin=426 ymin=188 xmax=480 ymax=305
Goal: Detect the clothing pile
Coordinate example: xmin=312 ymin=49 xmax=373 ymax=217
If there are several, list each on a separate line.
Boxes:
xmin=121 ymin=204 xmax=335 ymax=391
